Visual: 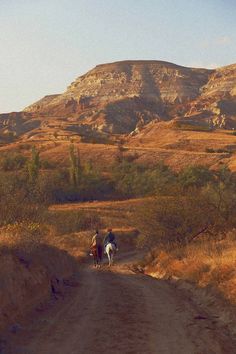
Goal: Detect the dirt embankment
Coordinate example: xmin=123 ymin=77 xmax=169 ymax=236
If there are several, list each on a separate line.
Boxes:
xmin=0 ymin=226 xmax=137 ymax=338
xmin=0 ymin=243 xmax=78 ymax=336
xmin=0 ymin=198 xmax=140 ymax=339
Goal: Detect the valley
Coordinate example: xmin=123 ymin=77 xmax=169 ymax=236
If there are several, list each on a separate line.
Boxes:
xmin=1 ymin=59 xmax=236 ymax=353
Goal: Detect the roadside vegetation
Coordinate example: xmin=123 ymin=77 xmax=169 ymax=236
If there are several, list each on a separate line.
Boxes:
xmin=1 ymin=143 xmax=236 ymax=305
xmin=133 ymin=165 xmax=236 ymax=304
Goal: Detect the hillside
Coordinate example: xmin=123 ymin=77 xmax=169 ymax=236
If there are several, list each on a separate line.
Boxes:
xmin=1 ymin=60 xmax=236 ymax=171
xmin=0 ymin=60 xmax=236 ymax=142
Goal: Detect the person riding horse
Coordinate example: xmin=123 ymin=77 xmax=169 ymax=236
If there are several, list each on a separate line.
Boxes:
xmin=103 ymin=229 xmax=118 ymax=253
xmin=90 ymin=230 xmax=103 ymax=265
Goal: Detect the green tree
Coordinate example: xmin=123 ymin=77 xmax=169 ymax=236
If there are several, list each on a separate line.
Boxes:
xmin=27 ymin=146 xmax=40 ymax=184
xmin=69 ymin=144 xmax=81 ymax=187
xmin=149 ymin=162 xmax=177 ymax=195
xmin=178 ymin=165 xmax=214 ymax=190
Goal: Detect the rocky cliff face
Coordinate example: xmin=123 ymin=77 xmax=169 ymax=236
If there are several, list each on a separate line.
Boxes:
xmin=177 ymin=64 xmax=236 ymax=129
xmin=1 ymin=60 xmax=236 ymax=140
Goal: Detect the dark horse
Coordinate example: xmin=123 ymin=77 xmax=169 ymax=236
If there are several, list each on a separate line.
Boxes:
xmin=91 ymin=245 xmax=103 ymax=267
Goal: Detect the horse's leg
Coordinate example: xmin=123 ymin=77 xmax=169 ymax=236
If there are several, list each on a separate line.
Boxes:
xmin=96 ymin=254 xmax=100 ymax=268
xmin=110 ymin=250 xmax=114 ymax=266
xmin=98 ymin=246 xmax=102 ymax=268
xmin=93 ymin=253 xmax=98 ymax=268
xmin=111 ymin=251 xmax=113 ymax=266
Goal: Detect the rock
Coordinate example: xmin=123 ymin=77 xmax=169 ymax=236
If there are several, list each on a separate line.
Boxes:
xmin=0 ymin=60 xmax=236 ymax=139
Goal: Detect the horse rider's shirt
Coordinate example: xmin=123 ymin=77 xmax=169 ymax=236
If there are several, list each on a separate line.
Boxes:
xmin=91 ymin=234 xmax=102 ymax=247
xmin=104 ymin=232 xmax=115 ymax=246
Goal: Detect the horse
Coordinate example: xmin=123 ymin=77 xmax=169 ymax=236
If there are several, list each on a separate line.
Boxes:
xmin=91 ymin=245 xmax=103 ymax=268
xmin=105 ymin=242 xmax=116 ymax=266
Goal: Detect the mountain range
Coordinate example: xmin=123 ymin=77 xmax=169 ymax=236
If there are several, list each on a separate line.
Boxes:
xmin=1 ymin=60 xmax=236 ymax=143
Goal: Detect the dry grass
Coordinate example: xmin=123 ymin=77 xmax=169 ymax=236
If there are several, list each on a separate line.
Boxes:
xmin=127 ymin=122 xmax=236 ymax=170
xmin=38 ymin=141 xmax=119 ymax=171
xmin=1 ymin=123 xmax=236 ymax=172
xmin=50 ymin=197 xmax=152 ymax=229
xmin=145 ymin=233 xmax=236 ymax=303
xmin=50 ymin=197 xmax=152 ymax=211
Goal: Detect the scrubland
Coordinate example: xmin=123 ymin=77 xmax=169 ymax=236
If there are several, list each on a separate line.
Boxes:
xmin=1 ymin=143 xmax=236 ymax=337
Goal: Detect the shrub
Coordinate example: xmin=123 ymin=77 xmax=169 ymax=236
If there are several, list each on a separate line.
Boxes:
xmin=0 ymin=222 xmax=45 ymax=253
xmin=122 ymin=153 xmax=139 ymax=163
xmin=0 ymin=176 xmax=46 ymax=226
xmin=40 ymin=159 xmax=57 ymax=169
xmin=205 ymin=148 xmax=215 ymax=153
xmin=111 ymin=161 xmax=177 ymax=198
xmin=178 ymin=165 xmax=214 ymax=189
xmin=216 ymin=148 xmax=230 ymax=154
xmin=134 ymin=180 xmax=236 ymax=248
xmin=0 ymin=153 xmax=27 ymax=171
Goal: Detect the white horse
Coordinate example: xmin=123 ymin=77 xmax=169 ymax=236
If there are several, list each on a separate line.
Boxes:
xmin=105 ymin=243 xmax=116 ymax=266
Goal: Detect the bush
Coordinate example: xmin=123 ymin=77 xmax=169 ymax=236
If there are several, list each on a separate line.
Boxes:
xmin=0 ymin=172 xmax=47 ymax=226
xmin=0 ymin=153 xmax=27 ymax=171
xmin=205 ymin=148 xmax=215 ymax=153
xmin=216 ymin=148 xmax=230 ymax=154
xmin=205 ymin=148 xmax=230 ymax=154
xmin=0 ymin=222 xmax=45 ymax=253
xmin=40 ymin=159 xmax=57 ymax=169
xmin=111 ymin=161 xmax=177 ymax=198
xmin=122 ymin=153 xmax=139 ymax=163
xmin=134 ymin=179 xmax=236 ymax=248
xmin=178 ymin=165 xmax=214 ymax=189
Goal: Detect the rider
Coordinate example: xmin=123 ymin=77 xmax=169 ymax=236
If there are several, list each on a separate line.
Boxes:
xmin=90 ymin=230 xmax=103 ymax=260
xmin=103 ymin=228 xmax=118 ymax=252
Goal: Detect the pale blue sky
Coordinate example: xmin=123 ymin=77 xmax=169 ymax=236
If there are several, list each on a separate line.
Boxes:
xmin=0 ymin=0 xmax=235 ymax=112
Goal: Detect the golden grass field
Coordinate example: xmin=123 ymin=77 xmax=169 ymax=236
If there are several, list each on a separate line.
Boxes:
xmin=2 ymin=122 xmax=236 ymax=172
xmin=144 ymin=233 xmax=236 ymax=305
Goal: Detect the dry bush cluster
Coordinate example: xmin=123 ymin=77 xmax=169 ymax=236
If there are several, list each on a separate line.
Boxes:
xmin=144 ymin=232 xmax=236 ymax=303
xmin=133 ymin=165 xmax=236 ymax=303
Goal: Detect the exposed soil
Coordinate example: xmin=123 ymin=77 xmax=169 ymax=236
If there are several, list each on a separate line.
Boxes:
xmin=3 ymin=250 xmax=236 ymax=354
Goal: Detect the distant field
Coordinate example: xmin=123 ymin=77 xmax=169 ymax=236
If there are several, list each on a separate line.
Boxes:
xmin=50 ymin=197 xmax=153 ymax=230
xmin=1 ymin=123 xmax=236 ymax=171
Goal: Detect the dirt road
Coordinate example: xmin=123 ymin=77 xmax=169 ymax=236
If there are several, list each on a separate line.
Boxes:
xmin=5 ymin=251 xmax=236 ymax=354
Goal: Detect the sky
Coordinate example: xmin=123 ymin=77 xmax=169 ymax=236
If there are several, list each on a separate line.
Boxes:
xmin=0 ymin=0 xmax=235 ymax=112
